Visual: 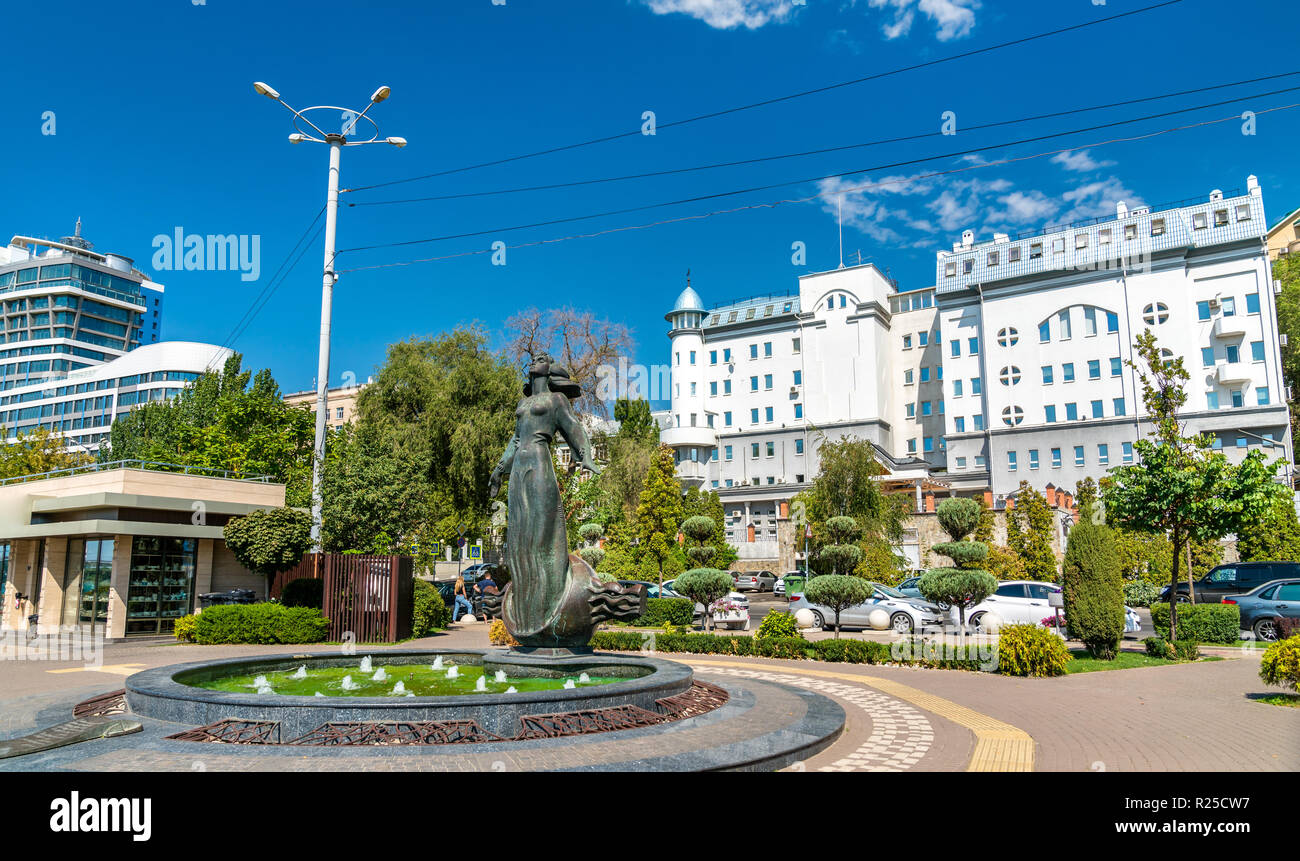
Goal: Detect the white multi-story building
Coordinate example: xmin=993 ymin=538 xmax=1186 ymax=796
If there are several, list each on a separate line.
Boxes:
xmin=663 ymin=175 xmax=1293 ymax=551
xmin=0 ymin=225 xmax=229 ymax=451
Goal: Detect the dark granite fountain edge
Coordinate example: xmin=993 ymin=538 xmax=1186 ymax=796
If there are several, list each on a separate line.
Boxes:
xmin=124 ymin=648 xmax=694 ymax=738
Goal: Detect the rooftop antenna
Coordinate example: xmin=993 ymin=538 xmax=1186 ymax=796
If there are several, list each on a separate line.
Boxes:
xmin=837 ymin=195 xmax=844 ymax=269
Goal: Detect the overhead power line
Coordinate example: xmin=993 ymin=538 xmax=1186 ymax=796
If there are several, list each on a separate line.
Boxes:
xmin=343 ymin=0 xmax=1190 ymax=194
xmin=222 ymin=206 xmax=325 ymax=348
xmin=334 ymin=102 xmax=1300 ymax=274
xmin=338 ymin=85 xmax=1300 ymax=255
xmin=346 ymin=70 xmax=1299 ymax=207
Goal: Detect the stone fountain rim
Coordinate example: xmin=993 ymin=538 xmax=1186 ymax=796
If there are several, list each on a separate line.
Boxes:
xmin=124 ymin=648 xmax=691 ymax=712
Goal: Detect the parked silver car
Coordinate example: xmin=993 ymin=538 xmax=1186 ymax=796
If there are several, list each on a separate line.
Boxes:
xmin=732 ymin=570 xmax=776 ymax=592
xmin=788 ymin=582 xmax=944 ymax=634
xmin=1223 ymin=578 xmax=1300 ymax=641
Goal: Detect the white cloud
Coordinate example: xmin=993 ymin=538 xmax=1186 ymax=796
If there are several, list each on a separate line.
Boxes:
xmin=867 ymin=0 xmax=979 ymax=41
xmin=640 ymin=0 xmax=800 ymax=30
xmin=991 ymin=190 xmax=1058 ymax=224
xmin=1050 ymin=149 xmax=1116 ymax=173
xmin=1059 ymin=176 xmax=1144 ymax=223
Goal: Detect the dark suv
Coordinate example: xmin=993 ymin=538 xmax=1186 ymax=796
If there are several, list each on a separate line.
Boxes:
xmin=1159 ymin=562 xmax=1300 ymax=604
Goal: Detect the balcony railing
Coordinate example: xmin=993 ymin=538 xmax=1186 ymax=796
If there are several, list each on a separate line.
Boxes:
xmin=0 ymin=459 xmax=277 ymax=487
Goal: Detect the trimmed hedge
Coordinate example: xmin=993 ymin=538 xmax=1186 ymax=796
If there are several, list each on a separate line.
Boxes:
xmin=996 ymin=623 xmax=1072 ymax=677
xmin=280 ymin=577 xmax=324 ymax=609
xmin=756 ymin=610 xmax=802 ymax=640
xmin=192 ymin=603 xmax=329 ymax=645
xmin=173 ymin=614 xmax=197 ymax=643
xmin=1144 ymin=636 xmax=1200 ymax=662
xmin=1151 ymin=603 xmax=1240 ymax=644
xmin=1259 ymin=634 xmax=1300 ymax=692
xmin=412 ymin=579 xmax=452 ymax=638
xmin=607 ymin=597 xmax=695 ymax=628
xmin=588 ymin=630 xmax=985 ymax=670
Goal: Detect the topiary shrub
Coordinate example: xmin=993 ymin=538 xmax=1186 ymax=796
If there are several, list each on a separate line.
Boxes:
xmin=673 ymin=568 xmax=734 ymax=632
xmin=919 ymin=568 xmax=997 ymax=631
xmin=411 ymin=578 xmax=451 ymax=638
xmin=936 ymin=497 xmax=981 ymax=541
xmin=173 ymin=614 xmax=197 ymax=643
xmin=1151 ymin=603 xmax=1240 ymax=644
xmin=1061 ymin=515 xmax=1124 ymax=659
xmin=757 ymin=610 xmax=803 ymax=640
xmin=803 ymin=574 xmax=872 ymax=638
xmin=193 ymin=603 xmax=329 ymax=645
xmin=489 ymin=618 xmax=519 ymax=646
xmin=1259 ymin=634 xmax=1300 ymax=692
xmin=996 ymin=623 xmax=1072 ymax=677
xmin=280 ymin=577 xmax=324 ymax=609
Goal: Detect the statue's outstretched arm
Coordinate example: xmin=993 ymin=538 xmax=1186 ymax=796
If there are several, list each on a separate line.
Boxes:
xmin=555 ymin=395 xmax=602 ymax=476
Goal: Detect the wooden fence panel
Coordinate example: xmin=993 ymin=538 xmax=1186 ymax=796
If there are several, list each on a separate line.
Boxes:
xmin=276 ymin=553 xmax=413 ymax=643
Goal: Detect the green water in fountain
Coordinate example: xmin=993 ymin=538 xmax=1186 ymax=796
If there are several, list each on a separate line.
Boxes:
xmin=190 ymin=661 xmax=630 ymax=698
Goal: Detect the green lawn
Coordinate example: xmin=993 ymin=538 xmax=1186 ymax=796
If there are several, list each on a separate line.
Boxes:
xmin=1254 ymin=693 xmax=1300 ymax=708
xmin=1066 ymin=649 xmax=1224 ymax=674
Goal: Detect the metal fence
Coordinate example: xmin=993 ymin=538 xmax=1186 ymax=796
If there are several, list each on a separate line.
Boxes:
xmin=0 ymin=459 xmax=277 ymax=487
xmin=273 ymin=553 xmax=413 ymax=643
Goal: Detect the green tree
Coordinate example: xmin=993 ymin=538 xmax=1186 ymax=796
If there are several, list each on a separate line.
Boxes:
xmin=0 ymin=426 xmax=92 ymax=480
xmin=1061 ymin=495 xmax=1124 ymax=659
xmin=1105 ymin=331 xmax=1291 ymax=641
xmin=612 ymin=398 xmax=659 ymax=442
xmin=673 ymin=567 xmax=733 ymax=632
xmin=920 ymin=497 xmax=996 ymax=639
xmin=1235 ymin=494 xmax=1300 ymax=562
xmin=1273 ymin=253 xmax=1300 ymax=466
xmin=104 ymin=354 xmax=315 ymax=504
xmin=818 ymin=515 xmax=863 ymax=575
xmin=222 ymin=507 xmax=313 ymax=591
xmin=680 ymin=515 xmax=718 ymax=569
xmin=577 ymin=522 xmax=606 ymax=569
xmin=803 ymin=574 xmax=872 ymax=638
xmin=1006 ymin=482 xmax=1058 ymax=581
xmin=681 ymin=486 xmax=738 ymax=570
xmin=632 ymin=444 xmax=685 ymax=590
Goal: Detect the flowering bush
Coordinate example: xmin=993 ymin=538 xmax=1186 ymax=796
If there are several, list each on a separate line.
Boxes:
xmin=1040 ymin=615 xmax=1066 ymax=628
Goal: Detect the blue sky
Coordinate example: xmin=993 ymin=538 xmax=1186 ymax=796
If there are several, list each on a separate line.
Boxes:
xmin=3 ymin=0 xmax=1297 ymax=401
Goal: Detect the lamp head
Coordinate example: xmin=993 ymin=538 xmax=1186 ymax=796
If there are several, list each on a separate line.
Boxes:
xmin=386 ymin=136 xmax=407 ymax=148
xmin=370 ymin=86 xmax=391 ymax=104
xmin=253 ymin=81 xmax=280 ymax=100
xmin=288 ymin=133 xmax=307 ymax=144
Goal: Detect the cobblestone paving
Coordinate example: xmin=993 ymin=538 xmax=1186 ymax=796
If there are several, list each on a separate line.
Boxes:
xmin=699 ymin=666 xmax=933 ymax=771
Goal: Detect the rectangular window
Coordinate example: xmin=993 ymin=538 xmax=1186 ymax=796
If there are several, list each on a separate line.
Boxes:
xmin=971 ymin=378 xmax=982 ymax=395
xmin=1123 ymin=442 xmax=1134 ymax=463
xmin=1088 ymin=359 xmax=1100 ymax=380
xmin=953 ymin=379 xmax=963 ymax=397
xmin=724 ymin=411 xmax=732 ymax=426
xmin=794 ymin=403 xmax=803 ymax=419
xmin=918 ymin=332 xmax=929 ymax=347
xmin=907 ymin=438 xmax=917 ymax=454
xmin=1106 ymin=311 xmax=1119 ymax=333
xmin=1062 ymin=363 xmax=1075 ymax=383
xmin=1039 ymin=320 xmax=1051 ymax=343
xmin=1207 ymin=391 xmax=1219 ymax=410
xmin=1236 ymin=436 xmax=1248 ymax=449
xmin=954 ymin=416 xmax=966 ymax=432
xmin=1231 ymin=389 xmax=1243 ymax=408
xmin=1045 ymin=405 xmax=1057 ymax=423
xmin=987 ymin=251 xmax=999 ymax=267
xmin=725 ymin=445 xmax=733 ymax=461
xmin=792 ymin=338 xmax=801 ymax=354
xmin=1008 ymin=451 xmax=1018 ymax=471
xmin=1074 ymin=445 xmax=1085 ymax=466
xmin=956 ymin=456 xmax=967 ymax=468
xmin=1091 ymin=400 xmax=1104 ymax=419
xmin=1226 ymin=345 xmax=1240 ymax=364
xmin=751 ymin=443 xmax=760 ymax=458
xmin=750 ymin=376 xmax=759 ymax=392
xmin=951 ymin=340 xmax=961 ymax=358
xmin=904 ymin=369 xmax=914 ymax=385
xmin=689 ymin=351 xmax=696 ymax=365
xmin=1197 ymin=300 xmax=1212 ymax=321
xmin=723 ymin=348 xmax=732 ymax=362
xmin=1029 ymin=449 xmax=1040 ymax=469
xmin=1113 ymin=397 xmax=1126 ymax=416
xmin=973 ymin=415 xmax=985 ymax=431
xmin=903 ymin=334 xmax=912 ymax=349
xmin=751 ymin=408 xmax=759 ymax=423
xmin=765 ymin=406 xmax=774 ymax=422
xmin=1042 ymin=365 xmax=1054 ymax=384
xmin=1251 ymin=341 xmax=1265 ymax=362
xmin=795 ymin=439 xmax=804 ymax=454
xmin=1051 ymin=448 xmax=1062 ymax=468
xmin=924 ymin=437 xmax=934 ymax=453
xmin=764 ymin=374 xmax=773 ymax=389
xmin=709 ymin=350 xmax=717 ymax=365
xmin=906 ymin=403 xmax=916 ymax=418
xmin=1030 ymin=242 xmax=1043 ymax=259
xmin=975 ymin=455 xmax=986 ymax=467
xmin=968 ymin=336 xmax=979 ymax=355
xmin=1084 ymin=307 xmax=1097 ymax=337
xmin=1246 ymin=293 xmax=1260 ymax=314
xmin=1066 ymin=403 xmax=1078 ymax=421
xmin=1098 ymin=444 xmax=1109 ymax=466
xmin=1258 ymin=387 xmax=1271 ymax=406
xmin=1222 ymin=296 xmax=1236 ymax=317
xmin=921 ymin=401 xmax=933 ymax=417
xmin=1201 ymin=347 xmax=1215 ymax=367
xmin=1008 ymin=246 xmax=1021 ymax=263
xmin=711 ymin=447 xmax=718 ymax=461
xmin=1110 ymin=357 xmax=1122 ymax=377
xmin=793 ymin=369 xmax=802 ymax=385
xmin=766 ymin=441 xmax=775 ymax=457
xmin=920 ymin=367 xmax=931 ymax=383
xmin=710 ymin=382 xmax=718 ymax=396
xmin=764 ymin=342 xmax=773 ymax=357
xmin=1152 ymin=218 xmax=1166 ymax=236
xmin=723 ymin=380 xmax=732 ymax=395
xmin=1058 ymin=310 xmax=1071 ymax=340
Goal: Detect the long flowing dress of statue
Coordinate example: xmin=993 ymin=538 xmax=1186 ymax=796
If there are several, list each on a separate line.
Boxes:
xmin=488 ymin=355 xmax=644 ymax=651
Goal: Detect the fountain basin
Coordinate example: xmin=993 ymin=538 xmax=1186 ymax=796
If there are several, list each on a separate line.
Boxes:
xmin=125 ymin=649 xmax=693 ymax=738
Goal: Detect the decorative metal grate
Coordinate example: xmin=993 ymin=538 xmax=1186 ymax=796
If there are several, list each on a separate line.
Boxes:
xmin=164 ymin=681 xmax=731 ymax=747
xmin=286 ymin=720 xmax=500 ymax=746
xmin=165 ymin=719 xmax=281 ymax=744
xmin=72 ymin=689 xmax=127 ymax=718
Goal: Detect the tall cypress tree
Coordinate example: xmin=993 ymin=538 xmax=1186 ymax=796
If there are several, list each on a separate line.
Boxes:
xmin=633 ymin=444 xmax=685 ymax=589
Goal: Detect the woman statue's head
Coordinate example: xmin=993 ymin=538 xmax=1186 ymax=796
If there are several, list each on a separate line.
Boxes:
xmin=523 ymin=352 xmax=581 ymax=399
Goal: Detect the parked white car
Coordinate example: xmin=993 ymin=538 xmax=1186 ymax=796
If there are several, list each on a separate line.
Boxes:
xmin=960 ymin=581 xmax=1060 ymax=630
xmin=788 ymin=582 xmax=945 ymax=634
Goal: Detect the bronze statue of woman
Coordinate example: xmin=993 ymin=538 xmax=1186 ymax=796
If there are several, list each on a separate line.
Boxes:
xmin=488 ymin=354 xmax=644 ymax=651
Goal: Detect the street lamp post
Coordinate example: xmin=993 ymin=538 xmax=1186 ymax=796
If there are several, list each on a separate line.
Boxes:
xmin=253 ymin=82 xmax=407 ymax=552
